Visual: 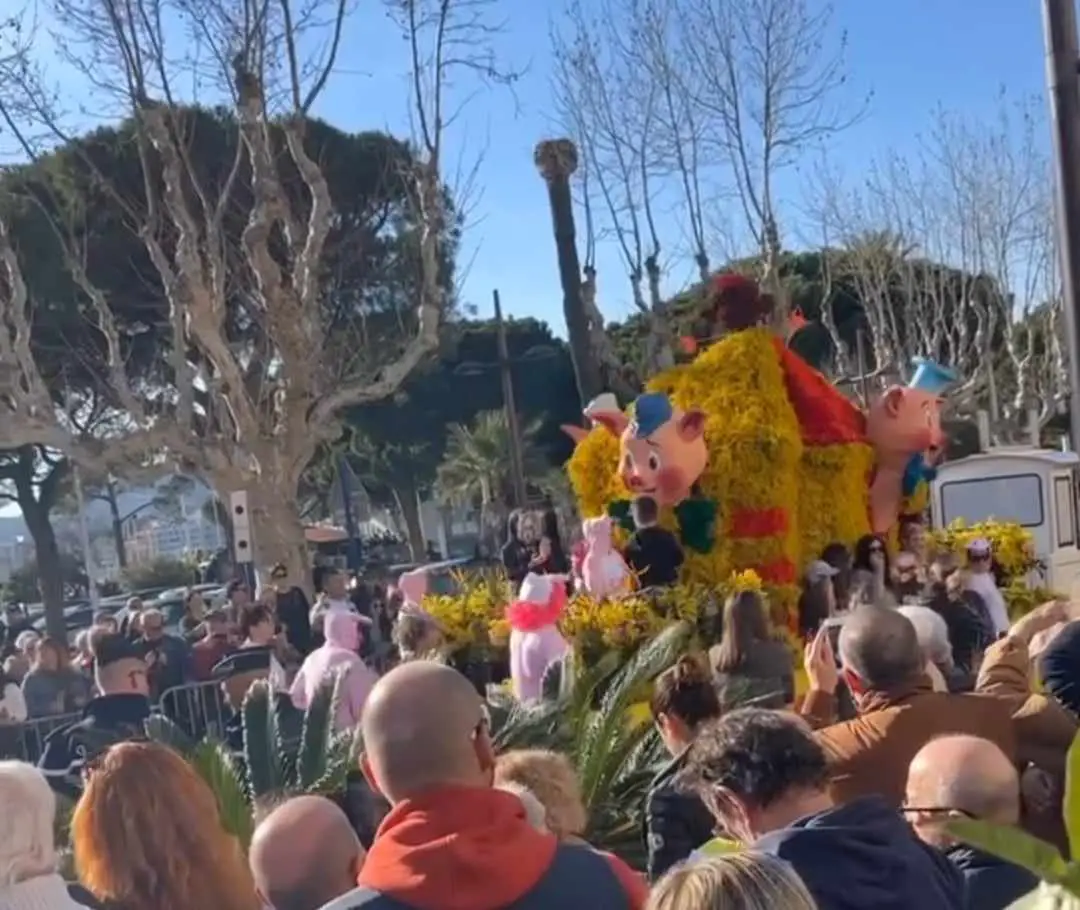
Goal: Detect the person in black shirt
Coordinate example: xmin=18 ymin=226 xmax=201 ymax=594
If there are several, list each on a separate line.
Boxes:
xmin=623 ymin=496 xmax=684 ymax=589
xmin=269 ymin=562 xmax=313 ymax=656
xmin=500 ymin=510 xmax=533 ymax=586
xmin=38 ymin=633 xmax=152 ymax=799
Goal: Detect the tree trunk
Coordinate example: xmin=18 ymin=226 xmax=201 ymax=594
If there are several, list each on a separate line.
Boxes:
xmin=211 ymin=475 xmax=310 ymax=595
xmin=107 ymin=491 xmax=127 ymax=569
xmin=393 ymin=484 xmax=427 ymax=561
xmin=19 ymin=499 xmax=66 ymax=642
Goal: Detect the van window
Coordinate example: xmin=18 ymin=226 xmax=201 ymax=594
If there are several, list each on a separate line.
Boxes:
xmin=1056 ymin=476 xmax=1075 ymax=547
xmin=940 ymin=474 xmax=1043 ymax=528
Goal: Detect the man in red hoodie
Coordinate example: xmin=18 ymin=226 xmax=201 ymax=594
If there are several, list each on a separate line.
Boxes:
xmin=336 ymin=661 xmax=647 ymax=910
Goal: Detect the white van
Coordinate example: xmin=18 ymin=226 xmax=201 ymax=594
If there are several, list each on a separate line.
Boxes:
xmin=929 ymin=446 xmax=1080 ymax=592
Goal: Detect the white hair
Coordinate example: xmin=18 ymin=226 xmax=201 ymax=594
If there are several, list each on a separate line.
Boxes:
xmin=141 ymin=607 xmax=164 ymax=624
xmin=897 ymin=605 xmax=953 ymax=668
xmin=0 ymin=762 xmax=58 ymax=886
xmin=496 ymin=782 xmax=548 ymax=833
xmin=14 ymin=631 xmax=39 ymax=653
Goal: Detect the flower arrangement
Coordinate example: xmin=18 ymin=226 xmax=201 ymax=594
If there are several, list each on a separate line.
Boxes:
xmin=566 ymin=326 xmax=873 ymax=632
xmin=927 ymin=519 xmax=1040 ymax=580
xmin=421 ymin=570 xmax=513 ymax=654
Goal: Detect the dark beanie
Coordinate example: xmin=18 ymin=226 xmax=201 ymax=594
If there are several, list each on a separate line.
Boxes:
xmin=1038 ymin=620 xmax=1080 ymax=718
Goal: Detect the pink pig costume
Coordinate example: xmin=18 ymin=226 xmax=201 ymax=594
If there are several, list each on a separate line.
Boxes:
xmin=290 ymin=610 xmax=378 ymax=731
xmin=507 ymin=573 xmax=570 ymax=703
xmin=580 ymin=515 xmax=631 ymax=599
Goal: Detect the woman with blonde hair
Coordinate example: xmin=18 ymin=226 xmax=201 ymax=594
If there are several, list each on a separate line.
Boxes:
xmin=71 ymin=741 xmax=260 ymax=910
xmin=647 ymin=853 xmax=818 ymax=910
xmin=493 ymin=748 xmax=587 ymax=841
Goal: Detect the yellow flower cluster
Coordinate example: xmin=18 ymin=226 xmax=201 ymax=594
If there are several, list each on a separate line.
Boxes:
xmin=725 ymin=569 xmax=763 ymax=594
xmin=927 ymin=519 xmax=1039 ymax=579
xmin=421 ymin=571 xmax=514 ymax=652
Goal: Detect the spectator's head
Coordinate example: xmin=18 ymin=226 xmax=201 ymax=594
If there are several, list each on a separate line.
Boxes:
xmin=897 ymin=605 xmax=953 ymax=673
xmin=204 ymin=607 xmax=229 ymax=639
xmin=73 ymin=630 xmax=92 ymax=661
xmin=140 ymin=608 xmax=165 ymax=642
xmin=226 ymin=579 xmax=250 ymax=607
xmin=799 ymin=562 xmax=838 ymax=639
xmin=212 ymin=647 xmax=272 ymax=711
xmin=125 ymin=596 xmax=143 ymax=614
xmin=361 ymin=661 xmax=495 ymax=804
xmin=650 ymin=654 xmax=722 ymax=755
xmin=250 ymin=795 xmax=364 ymax=910
xmin=714 ymin=591 xmax=771 ymax=674
xmin=92 ymin=612 xmax=118 ymax=634
xmin=393 ymin=613 xmax=442 ymax=661
xmin=2 ymin=602 xmax=22 ymax=624
xmin=631 ymin=495 xmax=660 ymax=529
xmin=494 ymin=750 xmax=586 ymax=840
xmin=686 ymin=709 xmax=831 ymax=843
xmin=15 ymin=630 xmax=39 ymax=660
xmin=0 ymin=761 xmax=60 ymax=887
xmin=184 ymin=589 xmax=206 ymax=617
xmin=91 ymin=634 xmax=149 ymax=698
xmin=905 ymin=735 xmax=1020 ymax=849
xmin=72 ymin=742 xmax=260 ymax=910
xmin=324 ymin=568 xmax=347 ymax=600
xmin=647 ymin=852 xmax=818 ymax=910
xmin=1038 ymin=620 xmax=1080 ymax=718
xmin=853 ymin=534 xmax=889 ymax=576
xmin=966 ymin=538 xmax=993 ymax=575
xmin=269 ymin=563 xmax=289 ymax=586
xmin=837 ymin=606 xmax=924 ymax=699
xmin=239 ymin=603 xmax=275 ymax=645
xmin=495 ymin=782 xmax=548 ymax=832
xmin=33 ymin=637 xmax=68 ymax=673
xmin=893 ymin=551 xmax=922 ymax=598
xmin=1 ymin=655 xmax=25 ymax=684
xmin=898 ymin=517 xmax=926 ymax=557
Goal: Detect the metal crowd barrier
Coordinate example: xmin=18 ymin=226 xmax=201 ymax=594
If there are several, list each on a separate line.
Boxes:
xmin=0 ymin=679 xmax=231 ymax=763
xmin=0 ymin=711 xmax=84 ymax=763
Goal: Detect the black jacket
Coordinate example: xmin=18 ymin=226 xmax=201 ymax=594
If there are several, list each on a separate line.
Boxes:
xmin=277 ymin=586 xmax=313 ymax=655
xmin=755 ymin=795 xmax=965 ymax=910
xmin=946 ymin=845 xmax=1038 ymax=909
xmin=644 ymin=748 xmax=715 ymax=881
xmin=38 ymin=693 xmax=152 ymax=799
xmin=624 ymin=526 xmax=684 ymax=589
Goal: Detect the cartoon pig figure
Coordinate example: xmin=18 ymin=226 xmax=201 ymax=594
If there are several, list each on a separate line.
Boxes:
xmin=591 ymin=392 xmax=708 ymax=507
xmin=865 ymin=358 xmax=956 ymax=535
xmin=580 ymin=515 xmax=631 ymax=599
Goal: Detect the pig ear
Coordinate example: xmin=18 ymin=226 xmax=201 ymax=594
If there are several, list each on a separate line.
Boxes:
xmin=677 ymin=409 xmax=706 ymax=441
xmin=591 ymin=410 xmax=629 ymax=437
xmin=882 ymin=386 xmax=906 ymax=417
xmin=561 ymin=424 xmax=588 ymax=445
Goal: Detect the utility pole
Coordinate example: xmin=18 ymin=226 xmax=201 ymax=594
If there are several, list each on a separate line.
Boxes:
xmin=494 ymin=289 xmax=528 ymax=507
xmin=1043 ymin=0 xmax=1080 ymax=449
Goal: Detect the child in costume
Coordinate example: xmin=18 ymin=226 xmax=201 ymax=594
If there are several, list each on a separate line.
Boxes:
xmin=507 ymin=572 xmax=570 ymax=702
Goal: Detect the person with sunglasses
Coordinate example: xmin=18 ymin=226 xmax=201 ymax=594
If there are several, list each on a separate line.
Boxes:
xmin=36 ymin=632 xmax=151 ymax=800
xmin=849 ymin=534 xmax=892 ymax=607
xmin=905 ymin=734 xmax=1037 ymax=909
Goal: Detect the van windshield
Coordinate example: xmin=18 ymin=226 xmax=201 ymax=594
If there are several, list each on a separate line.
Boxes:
xmin=940 ymin=473 xmax=1043 ymax=527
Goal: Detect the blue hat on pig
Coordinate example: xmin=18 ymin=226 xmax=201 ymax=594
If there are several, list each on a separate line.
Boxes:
xmin=628 ymin=393 xmax=673 ymax=439
xmin=908 ymin=358 xmax=956 ymax=396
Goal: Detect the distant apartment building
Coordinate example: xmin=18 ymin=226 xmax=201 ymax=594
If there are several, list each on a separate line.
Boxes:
xmin=123 ymin=515 xmax=224 ymax=566
xmin=0 ymin=537 xmax=33 ymax=584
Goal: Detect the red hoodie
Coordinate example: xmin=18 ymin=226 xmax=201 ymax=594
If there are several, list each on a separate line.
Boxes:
xmin=359 ymin=786 xmax=648 ymax=910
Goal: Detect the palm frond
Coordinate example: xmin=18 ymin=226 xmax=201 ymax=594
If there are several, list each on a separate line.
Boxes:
xmin=189 ymin=738 xmax=254 ymax=849
xmin=144 ymin=713 xmax=196 ymax=755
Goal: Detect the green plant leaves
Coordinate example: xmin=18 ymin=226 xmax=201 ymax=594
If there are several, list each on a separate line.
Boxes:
xmin=1064 ymin=731 xmax=1080 ymax=862
xmin=188 ymin=739 xmax=253 ymax=849
xmin=947 ymin=818 xmax=1071 ymax=884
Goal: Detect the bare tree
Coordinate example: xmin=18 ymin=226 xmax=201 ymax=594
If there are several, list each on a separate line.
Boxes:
xmin=0 ymin=0 xmax=509 ymax=583
xmin=552 ymin=0 xmax=677 ymax=373
xmin=812 ymin=99 xmax=1065 ymax=437
xmin=680 ymin=0 xmax=857 ymax=325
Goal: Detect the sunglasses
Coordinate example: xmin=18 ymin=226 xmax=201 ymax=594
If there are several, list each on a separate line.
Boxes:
xmin=900 ymin=805 xmax=975 ymax=819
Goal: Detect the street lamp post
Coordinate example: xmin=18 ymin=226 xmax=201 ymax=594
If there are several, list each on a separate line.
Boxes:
xmin=1043 ymin=0 xmax=1080 ymax=449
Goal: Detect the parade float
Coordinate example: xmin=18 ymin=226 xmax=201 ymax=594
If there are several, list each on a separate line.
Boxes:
xmin=422 ymin=273 xmax=1043 ymax=661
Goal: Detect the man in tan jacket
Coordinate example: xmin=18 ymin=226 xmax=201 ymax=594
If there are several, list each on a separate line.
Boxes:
xmin=800 ymin=606 xmax=1016 ymax=806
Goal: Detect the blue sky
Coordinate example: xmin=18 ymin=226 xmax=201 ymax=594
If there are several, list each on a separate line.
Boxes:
xmin=298 ymin=0 xmax=1052 ymax=331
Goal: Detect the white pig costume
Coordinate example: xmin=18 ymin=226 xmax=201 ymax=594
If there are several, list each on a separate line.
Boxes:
xmin=507 ymin=573 xmax=570 ymax=703
xmin=580 ymin=515 xmax=631 ymax=599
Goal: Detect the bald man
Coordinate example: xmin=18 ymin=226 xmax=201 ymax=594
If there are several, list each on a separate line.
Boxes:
xmin=803 ymin=607 xmax=1015 ymax=806
xmin=250 ymin=795 xmax=363 ymax=910
xmin=905 ymin=735 xmax=1037 ymax=909
xmin=352 ymin=661 xmax=648 ymax=910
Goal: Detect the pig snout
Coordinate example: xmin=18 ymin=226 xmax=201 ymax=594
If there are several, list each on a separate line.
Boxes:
xmin=625 ymin=473 xmax=647 ymax=491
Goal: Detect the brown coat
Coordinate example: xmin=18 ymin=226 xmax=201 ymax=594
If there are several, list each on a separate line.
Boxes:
xmin=800 ymin=681 xmax=1016 ymax=807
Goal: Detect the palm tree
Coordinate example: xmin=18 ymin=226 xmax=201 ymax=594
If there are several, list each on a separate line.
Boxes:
xmin=435 ymin=410 xmax=544 ymax=547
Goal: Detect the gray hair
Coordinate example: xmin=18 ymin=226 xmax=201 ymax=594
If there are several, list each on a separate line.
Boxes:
xmin=647 ymin=852 xmax=818 ymax=910
xmin=838 ymin=606 xmax=924 ymax=691
xmin=0 ymin=762 xmax=58 ymax=886
xmin=897 ymin=605 xmax=953 ymax=669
